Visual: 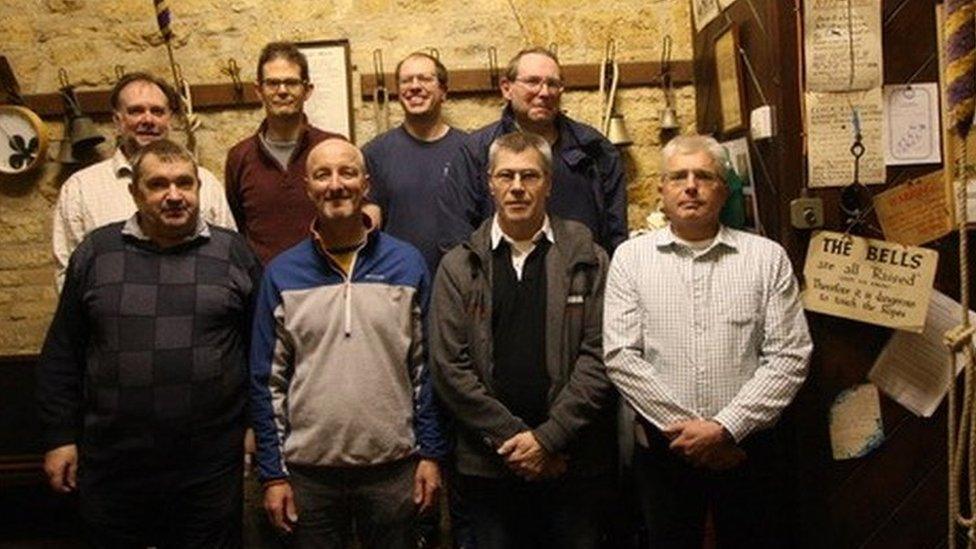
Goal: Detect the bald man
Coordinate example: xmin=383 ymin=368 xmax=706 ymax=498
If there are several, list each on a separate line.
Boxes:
xmin=249 ymin=139 xmax=447 ymax=548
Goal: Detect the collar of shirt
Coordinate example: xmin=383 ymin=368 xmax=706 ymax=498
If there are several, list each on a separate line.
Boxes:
xmin=121 ymin=212 xmax=211 ymax=243
xmin=309 ymin=212 xmax=375 ymax=256
xmin=111 ymin=148 xmax=133 ymax=179
xmin=490 ymin=215 xmax=554 ymax=251
xmin=655 ymin=224 xmax=739 ymax=255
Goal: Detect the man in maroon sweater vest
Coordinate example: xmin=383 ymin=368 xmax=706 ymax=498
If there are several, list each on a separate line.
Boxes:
xmin=224 ymin=41 xmax=344 ymax=265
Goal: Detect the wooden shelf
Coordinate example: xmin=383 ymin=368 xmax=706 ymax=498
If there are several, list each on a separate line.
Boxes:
xmin=361 ymin=60 xmax=693 ymax=98
xmin=13 ymin=59 xmax=692 ymax=118
xmin=20 ymin=84 xmax=262 ymax=119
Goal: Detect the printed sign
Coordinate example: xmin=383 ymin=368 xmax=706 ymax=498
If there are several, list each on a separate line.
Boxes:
xmin=802 ymin=231 xmax=938 ymax=331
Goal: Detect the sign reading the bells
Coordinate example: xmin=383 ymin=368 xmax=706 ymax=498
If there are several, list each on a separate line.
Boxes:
xmin=0 ymin=105 xmax=49 ymax=174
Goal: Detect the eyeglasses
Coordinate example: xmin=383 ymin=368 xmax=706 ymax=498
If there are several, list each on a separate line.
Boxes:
xmin=514 ymin=76 xmax=564 ymax=93
xmin=663 ymin=169 xmax=724 ymax=187
xmin=261 ymin=78 xmax=306 ymax=92
xmin=398 ymin=73 xmax=439 ymax=87
xmin=491 ymin=169 xmax=545 ymax=186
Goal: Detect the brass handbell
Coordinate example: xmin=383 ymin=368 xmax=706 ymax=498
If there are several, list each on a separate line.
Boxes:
xmin=606 ymin=113 xmax=632 ymax=147
xmin=660 ymin=106 xmax=679 ymax=131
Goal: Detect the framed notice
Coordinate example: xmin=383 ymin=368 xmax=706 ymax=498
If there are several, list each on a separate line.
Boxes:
xmin=296 ymin=39 xmax=355 ymax=141
xmin=715 ymin=25 xmax=746 ymax=133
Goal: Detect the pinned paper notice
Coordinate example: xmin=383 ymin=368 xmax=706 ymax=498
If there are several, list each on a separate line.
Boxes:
xmin=873 ymin=170 xmax=953 ymax=246
xmin=806 ymin=89 xmax=886 ymax=188
xmin=868 ymin=291 xmax=976 ymax=417
xmin=802 ymin=231 xmax=938 ymax=331
xmin=884 ymin=84 xmax=942 ymax=166
xmin=804 ymin=0 xmax=882 ymax=92
xmin=830 ymin=384 xmax=884 ymax=460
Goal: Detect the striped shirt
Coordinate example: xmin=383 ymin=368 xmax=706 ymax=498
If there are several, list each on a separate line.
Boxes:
xmin=604 ymin=225 xmax=812 ymax=442
xmin=53 ymin=148 xmax=237 ymax=290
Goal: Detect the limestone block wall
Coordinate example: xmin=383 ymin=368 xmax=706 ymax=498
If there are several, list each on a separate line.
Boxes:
xmin=0 ymin=0 xmax=695 ymax=355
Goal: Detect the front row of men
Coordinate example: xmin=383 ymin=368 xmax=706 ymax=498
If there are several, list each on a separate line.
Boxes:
xmin=39 ymin=127 xmax=811 ymax=547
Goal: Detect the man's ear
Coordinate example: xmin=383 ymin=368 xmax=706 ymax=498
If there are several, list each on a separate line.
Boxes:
xmin=500 ymin=78 xmax=513 ymax=101
xmin=303 ymin=82 xmax=315 ymax=101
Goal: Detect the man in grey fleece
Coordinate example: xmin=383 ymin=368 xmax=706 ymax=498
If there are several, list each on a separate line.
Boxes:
xmin=429 ymin=131 xmax=617 ymax=548
xmin=250 ymin=139 xmax=446 ymax=548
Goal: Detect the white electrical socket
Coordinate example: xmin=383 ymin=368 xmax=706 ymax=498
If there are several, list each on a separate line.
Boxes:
xmin=750 ymin=105 xmax=776 ymax=140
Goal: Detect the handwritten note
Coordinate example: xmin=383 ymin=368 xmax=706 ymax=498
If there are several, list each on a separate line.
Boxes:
xmin=806 ymin=89 xmax=886 ymax=187
xmin=868 ymin=291 xmax=975 ymax=417
xmin=829 ymin=384 xmax=884 ymax=460
xmin=802 ymin=231 xmax=938 ymax=331
xmin=300 ymin=45 xmax=352 ymax=139
xmin=884 ymin=84 xmax=942 ymax=165
xmin=804 ymin=0 xmax=882 ymax=92
xmin=873 ymin=171 xmax=953 ymax=246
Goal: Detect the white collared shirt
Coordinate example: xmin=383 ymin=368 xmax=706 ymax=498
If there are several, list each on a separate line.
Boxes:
xmin=490 ymin=215 xmax=555 ymax=280
xmin=52 ymin=148 xmax=237 ymax=290
xmin=604 ymin=225 xmax=812 ymax=443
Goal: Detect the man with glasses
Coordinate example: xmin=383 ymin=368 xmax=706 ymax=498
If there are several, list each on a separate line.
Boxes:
xmin=604 ymin=134 xmax=812 ymax=547
xmin=363 ymin=52 xmax=467 ymax=273
xmin=225 ymin=41 xmax=344 ymax=265
xmin=430 ymin=132 xmax=617 ymax=548
xmin=437 ymin=47 xmax=626 ymax=257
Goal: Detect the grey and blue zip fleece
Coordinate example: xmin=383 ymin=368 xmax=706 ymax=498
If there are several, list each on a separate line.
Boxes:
xmin=250 ymin=230 xmax=447 ymax=482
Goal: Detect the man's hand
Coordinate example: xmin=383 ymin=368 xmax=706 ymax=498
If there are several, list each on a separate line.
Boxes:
xmin=413 ymin=459 xmax=441 ymax=513
xmin=264 ymin=481 xmax=299 ymax=534
xmin=43 ymin=444 xmax=78 ymax=493
xmin=663 ymin=419 xmax=733 ymax=466
xmin=498 ymin=431 xmax=567 ymax=481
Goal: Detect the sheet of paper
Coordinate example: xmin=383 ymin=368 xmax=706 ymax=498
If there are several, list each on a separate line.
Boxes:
xmin=961 ymin=179 xmax=976 ymax=226
xmin=884 ymin=84 xmax=942 ymax=165
xmin=802 ymin=231 xmax=938 ymax=332
xmin=720 ymin=137 xmax=762 ymax=233
xmin=873 ymin=170 xmax=953 ymax=246
xmin=806 ymin=89 xmax=886 ymax=187
xmin=692 ymin=0 xmax=721 ymax=32
xmin=804 ymin=0 xmax=882 ymax=92
xmin=299 ymin=45 xmax=352 ymax=139
xmin=830 ymin=384 xmax=884 ymax=460
xmin=868 ymin=291 xmax=976 ymax=417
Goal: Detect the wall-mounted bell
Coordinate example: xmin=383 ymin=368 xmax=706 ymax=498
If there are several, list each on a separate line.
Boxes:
xmin=606 ymin=113 xmax=632 ymax=147
xmin=660 ymin=106 xmax=680 ymax=131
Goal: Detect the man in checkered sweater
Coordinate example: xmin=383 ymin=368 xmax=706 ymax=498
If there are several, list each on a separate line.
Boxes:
xmin=37 ymin=139 xmax=262 ymax=547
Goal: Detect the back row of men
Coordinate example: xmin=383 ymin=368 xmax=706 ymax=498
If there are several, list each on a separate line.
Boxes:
xmin=39 ymin=42 xmax=812 ymax=548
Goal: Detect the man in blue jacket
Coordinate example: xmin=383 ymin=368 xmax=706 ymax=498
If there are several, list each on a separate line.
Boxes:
xmin=437 ymin=47 xmax=627 ymax=256
xmin=250 ymin=138 xmax=446 ymax=548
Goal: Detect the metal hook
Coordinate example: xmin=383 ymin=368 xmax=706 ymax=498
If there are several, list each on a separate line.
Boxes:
xmin=58 ymin=68 xmax=70 ymax=89
xmin=487 ymin=46 xmax=499 ymax=88
xmin=548 ymin=42 xmax=558 ymax=58
xmin=373 ymin=49 xmax=387 ymax=90
xmin=114 ymin=65 xmax=126 ymax=82
xmin=220 ymin=58 xmax=244 ymax=98
xmin=427 ymin=47 xmax=440 ymax=60
xmin=604 ymin=38 xmax=617 ymax=63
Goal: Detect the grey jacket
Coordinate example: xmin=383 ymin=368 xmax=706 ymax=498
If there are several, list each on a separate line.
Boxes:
xmin=429 ymin=216 xmax=617 ymax=478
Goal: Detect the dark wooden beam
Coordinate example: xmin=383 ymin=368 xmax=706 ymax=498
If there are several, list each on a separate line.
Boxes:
xmin=360 ymin=60 xmax=694 ymax=98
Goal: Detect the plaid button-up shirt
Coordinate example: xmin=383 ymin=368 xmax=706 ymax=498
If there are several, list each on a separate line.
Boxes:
xmin=604 ymin=226 xmax=812 ymax=442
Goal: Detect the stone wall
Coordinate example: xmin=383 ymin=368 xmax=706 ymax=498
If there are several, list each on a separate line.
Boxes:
xmin=0 ymin=0 xmax=695 ymax=355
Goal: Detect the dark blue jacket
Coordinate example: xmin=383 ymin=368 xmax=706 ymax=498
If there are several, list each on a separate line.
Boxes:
xmin=436 ymin=106 xmax=627 ymax=257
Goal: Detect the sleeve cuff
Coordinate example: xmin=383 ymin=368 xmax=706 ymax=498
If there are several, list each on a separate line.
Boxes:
xmin=532 ymin=419 xmax=572 ymax=454
xmin=711 ymin=413 xmax=747 ymax=444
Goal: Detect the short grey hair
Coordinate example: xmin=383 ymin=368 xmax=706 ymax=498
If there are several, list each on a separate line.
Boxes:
xmin=130 ymin=138 xmax=199 ymax=186
xmin=660 ymin=134 xmax=727 ymax=179
xmin=487 ymin=131 xmax=553 ymax=175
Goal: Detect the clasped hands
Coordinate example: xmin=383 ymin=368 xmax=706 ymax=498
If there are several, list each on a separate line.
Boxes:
xmin=663 ymin=419 xmax=746 ymax=471
xmin=497 ymin=431 xmax=566 ymax=481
